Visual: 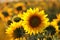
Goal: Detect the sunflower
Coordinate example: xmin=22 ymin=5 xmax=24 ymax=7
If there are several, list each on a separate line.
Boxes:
xmin=6 ymin=21 xmax=25 ymax=40
xmin=12 ymin=13 xmax=23 ymax=23
xmin=13 ymin=2 xmax=26 ymax=14
xmin=22 ymin=8 xmax=49 ymax=35
xmin=46 ymin=17 xmax=59 ymax=35
xmin=45 ymin=22 xmax=58 ymax=36
xmin=0 ymin=7 xmax=12 ymax=22
xmin=51 ymin=14 xmax=60 ymax=30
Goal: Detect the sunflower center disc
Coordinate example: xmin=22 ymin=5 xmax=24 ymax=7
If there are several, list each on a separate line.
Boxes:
xmin=14 ymin=17 xmax=21 ymax=22
xmin=29 ymin=16 xmax=41 ymax=27
xmin=45 ymin=25 xmax=56 ymax=35
xmin=16 ymin=6 xmax=22 ymax=11
xmin=13 ymin=28 xmax=23 ymax=38
xmin=2 ymin=11 xmax=9 ymax=17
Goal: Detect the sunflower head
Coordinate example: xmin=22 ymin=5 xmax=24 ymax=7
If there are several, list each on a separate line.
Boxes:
xmin=13 ymin=2 xmax=26 ymax=14
xmin=12 ymin=13 xmax=23 ymax=23
xmin=22 ymin=8 xmax=49 ymax=35
xmin=16 ymin=6 xmax=22 ymax=11
xmin=51 ymin=14 xmax=60 ymax=31
xmin=45 ymin=25 xmax=56 ymax=35
xmin=2 ymin=11 xmax=9 ymax=17
xmin=45 ymin=20 xmax=59 ymax=35
xmin=13 ymin=27 xmax=25 ymax=39
xmin=13 ymin=17 xmax=21 ymax=22
xmin=0 ymin=7 xmax=12 ymax=22
xmin=6 ymin=21 xmax=25 ymax=39
xmin=0 ymin=11 xmax=11 ymax=22
xmin=3 ymin=7 xmax=13 ymax=15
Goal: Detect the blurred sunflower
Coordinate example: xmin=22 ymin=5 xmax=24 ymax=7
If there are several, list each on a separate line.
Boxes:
xmin=6 ymin=21 xmax=25 ymax=40
xmin=12 ymin=13 xmax=23 ymax=23
xmin=22 ymin=8 xmax=49 ymax=35
xmin=0 ymin=7 xmax=12 ymax=22
xmin=46 ymin=16 xmax=60 ymax=36
xmin=13 ymin=2 xmax=26 ymax=14
xmin=45 ymin=22 xmax=58 ymax=36
xmin=51 ymin=14 xmax=60 ymax=30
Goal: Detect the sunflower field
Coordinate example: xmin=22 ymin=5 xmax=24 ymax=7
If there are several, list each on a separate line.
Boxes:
xmin=0 ymin=0 xmax=60 ymax=40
